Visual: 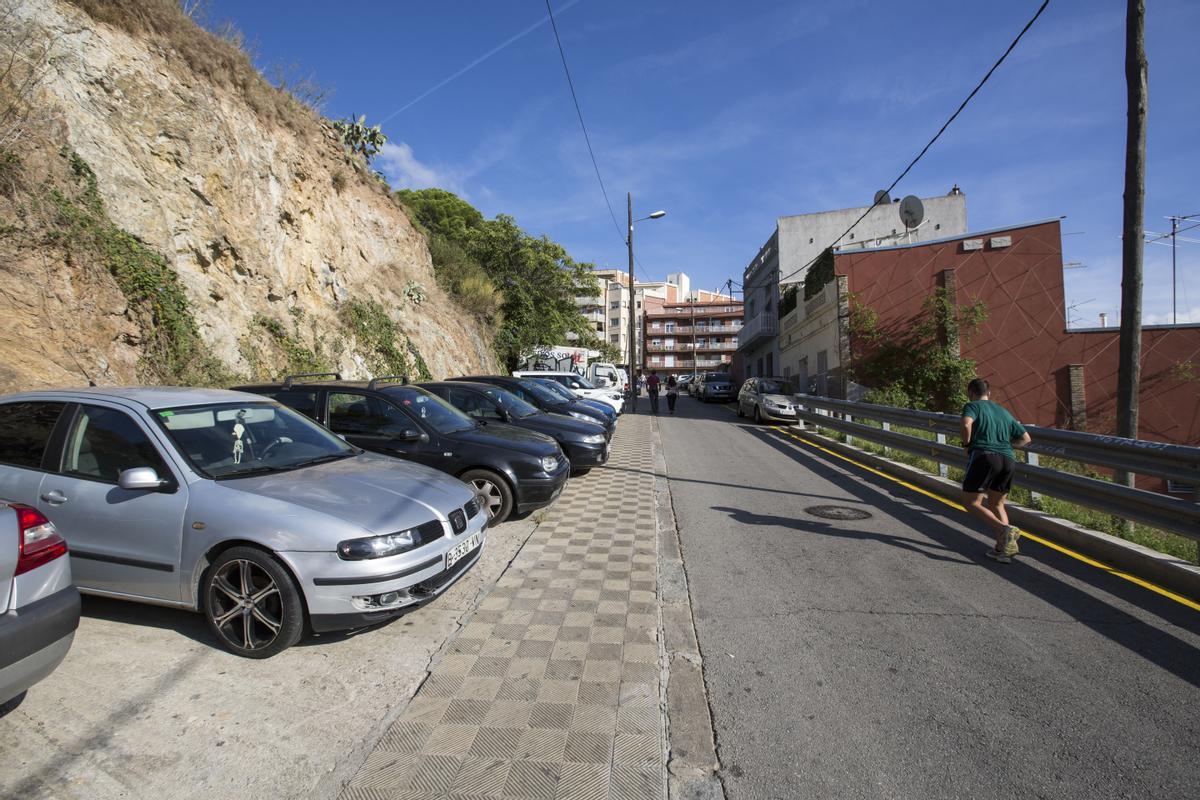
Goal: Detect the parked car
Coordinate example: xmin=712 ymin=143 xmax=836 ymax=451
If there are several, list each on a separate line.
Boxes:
xmin=0 ymin=389 xmax=487 ymax=658
xmin=688 ymin=372 xmax=709 ymax=396
xmin=238 ymin=377 xmax=568 ymax=524
xmin=512 ymin=371 xmax=625 ymax=414
xmin=0 ymin=500 xmax=79 ymax=712
xmin=698 ymin=373 xmax=735 ymax=402
xmin=457 ymin=375 xmax=616 ymax=437
xmin=586 ymin=362 xmax=627 ymax=394
xmin=528 ymin=378 xmax=619 ymax=426
xmin=420 ymin=381 xmax=610 ymax=475
xmin=737 ymin=377 xmax=799 ymax=424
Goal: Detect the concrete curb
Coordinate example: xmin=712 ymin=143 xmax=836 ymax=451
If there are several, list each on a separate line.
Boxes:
xmin=793 ymin=427 xmax=1200 ymax=603
xmin=651 ymin=416 xmax=727 ymax=800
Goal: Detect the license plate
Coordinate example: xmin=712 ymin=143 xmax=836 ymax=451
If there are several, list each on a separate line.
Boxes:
xmin=446 ymin=532 xmax=482 ymax=569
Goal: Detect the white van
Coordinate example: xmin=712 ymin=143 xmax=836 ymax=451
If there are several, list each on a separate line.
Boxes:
xmin=587 ymin=362 xmax=627 ymax=392
xmin=512 ymin=371 xmax=625 ymax=414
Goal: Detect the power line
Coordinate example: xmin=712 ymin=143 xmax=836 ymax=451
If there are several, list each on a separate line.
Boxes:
xmin=747 ymin=0 xmax=1050 ymax=293
xmin=547 ymin=0 xmax=657 ymax=284
xmin=543 ymin=0 xmax=655 ymax=284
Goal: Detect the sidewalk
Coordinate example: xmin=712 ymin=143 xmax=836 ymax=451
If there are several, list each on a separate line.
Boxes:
xmin=341 ymin=412 xmax=664 ymax=800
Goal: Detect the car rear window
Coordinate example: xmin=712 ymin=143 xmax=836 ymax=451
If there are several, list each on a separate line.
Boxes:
xmin=0 ymin=401 xmax=67 ymax=469
xmin=255 ymin=389 xmax=319 ymax=420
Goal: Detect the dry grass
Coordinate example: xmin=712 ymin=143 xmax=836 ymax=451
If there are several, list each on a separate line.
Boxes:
xmin=65 ymin=0 xmax=318 ymax=136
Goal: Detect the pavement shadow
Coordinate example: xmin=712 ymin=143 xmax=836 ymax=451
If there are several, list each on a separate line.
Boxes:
xmin=743 ymin=424 xmax=1200 ymax=689
xmin=710 ymin=504 xmax=972 ymax=564
xmin=597 ymin=462 xmax=854 ymax=505
xmin=80 ymin=595 xmax=406 ymax=649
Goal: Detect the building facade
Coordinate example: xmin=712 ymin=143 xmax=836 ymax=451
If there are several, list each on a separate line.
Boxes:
xmin=739 ymin=189 xmax=969 ymax=380
xmin=778 ymin=217 xmax=1200 ymax=471
xmin=643 ymin=299 xmax=743 ymax=378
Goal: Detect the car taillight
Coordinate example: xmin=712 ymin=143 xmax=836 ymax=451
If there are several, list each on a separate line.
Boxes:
xmin=13 ymin=504 xmax=68 ymax=576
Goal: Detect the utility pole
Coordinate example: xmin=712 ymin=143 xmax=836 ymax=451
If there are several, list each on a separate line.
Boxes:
xmin=626 ymin=193 xmax=637 ymax=412
xmin=1115 ymin=0 xmax=1147 ymax=490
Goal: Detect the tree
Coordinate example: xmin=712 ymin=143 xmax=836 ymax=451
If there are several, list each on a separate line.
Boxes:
xmin=395 ymin=189 xmax=599 ymax=369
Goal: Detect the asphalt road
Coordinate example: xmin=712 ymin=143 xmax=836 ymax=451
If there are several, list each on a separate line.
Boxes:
xmin=653 ymin=394 xmax=1200 ymax=800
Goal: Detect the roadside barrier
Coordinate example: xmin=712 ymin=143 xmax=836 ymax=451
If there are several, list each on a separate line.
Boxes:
xmin=790 ymin=394 xmax=1200 ymax=541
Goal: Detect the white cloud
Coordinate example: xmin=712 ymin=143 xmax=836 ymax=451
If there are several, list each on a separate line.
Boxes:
xmin=377 ymin=142 xmax=459 ymax=193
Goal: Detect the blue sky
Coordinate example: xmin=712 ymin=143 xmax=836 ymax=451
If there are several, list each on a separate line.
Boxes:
xmin=208 ymin=0 xmax=1199 ymax=327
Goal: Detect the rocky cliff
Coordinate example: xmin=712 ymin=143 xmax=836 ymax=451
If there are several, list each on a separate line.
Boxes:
xmin=0 ymin=0 xmax=497 ymax=392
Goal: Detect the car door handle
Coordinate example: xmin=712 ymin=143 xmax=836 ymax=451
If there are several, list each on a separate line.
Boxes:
xmin=40 ymin=490 xmax=67 ymax=505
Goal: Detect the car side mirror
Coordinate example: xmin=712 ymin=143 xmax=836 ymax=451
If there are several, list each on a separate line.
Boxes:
xmin=119 ymin=467 xmax=166 ymax=491
xmin=399 ymin=428 xmax=423 ymax=442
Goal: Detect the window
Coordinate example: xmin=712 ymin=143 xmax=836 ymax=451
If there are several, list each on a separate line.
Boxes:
xmin=447 ymin=387 xmax=504 ymax=421
xmin=651 ymin=321 xmax=661 ymax=330
xmin=64 ymin=405 xmax=172 ymax=484
xmin=610 ymin=301 xmax=620 ymax=309
xmin=611 ymin=317 xmax=620 ymax=327
xmin=610 ymin=333 xmax=620 ymax=343
xmin=665 ymin=322 xmax=675 ymax=333
xmin=258 ymin=389 xmax=319 ymax=420
xmin=0 ymin=401 xmax=65 ymax=469
xmin=327 ymin=393 xmax=413 ymax=437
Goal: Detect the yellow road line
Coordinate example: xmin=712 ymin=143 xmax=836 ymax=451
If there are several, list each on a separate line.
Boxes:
xmin=724 ymin=405 xmax=1200 ymax=612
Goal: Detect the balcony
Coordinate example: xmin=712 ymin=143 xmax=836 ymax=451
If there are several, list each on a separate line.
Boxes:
xmin=737 ymin=312 xmax=778 ymax=350
xmin=645 ymin=341 xmax=737 ymax=353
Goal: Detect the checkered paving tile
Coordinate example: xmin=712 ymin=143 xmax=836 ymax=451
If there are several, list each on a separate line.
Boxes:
xmin=342 ymin=414 xmax=664 ymax=800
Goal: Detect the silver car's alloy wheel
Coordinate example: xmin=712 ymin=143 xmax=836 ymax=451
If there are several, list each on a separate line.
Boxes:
xmin=471 ymin=478 xmax=503 ymax=518
xmin=208 ymin=559 xmax=283 ymax=652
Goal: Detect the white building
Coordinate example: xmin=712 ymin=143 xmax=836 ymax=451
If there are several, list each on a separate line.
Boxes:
xmin=739 ymin=188 xmax=968 ymax=378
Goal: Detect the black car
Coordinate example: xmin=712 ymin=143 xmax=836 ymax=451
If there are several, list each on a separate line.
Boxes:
xmin=456 ymin=376 xmax=615 ymax=438
xmin=237 ymin=375 xmax=569 ymax=523
xmin=422 ymin=381 xmax=610 ymax=475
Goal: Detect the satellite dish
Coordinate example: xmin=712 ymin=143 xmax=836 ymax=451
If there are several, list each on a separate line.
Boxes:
xmin=899 ymin=195 xmax=925 ymax=229
xmin=873 ymin=190 xmax=891 ymax=206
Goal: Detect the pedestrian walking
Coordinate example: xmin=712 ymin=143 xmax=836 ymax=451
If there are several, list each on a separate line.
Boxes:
xmin=646 ymin=370 xmax=661 ymax=413
xmin=666 ymin=375 xmax=678 ymax=414
xmin=959 ymin=377 xmax=1032 ymax=563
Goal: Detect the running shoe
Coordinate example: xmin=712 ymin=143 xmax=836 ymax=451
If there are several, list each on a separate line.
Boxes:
xmin=985 ymin=548 xmax=1011 ymax=564
xmin=1002 ymin=525 xmax=1021 ymax=557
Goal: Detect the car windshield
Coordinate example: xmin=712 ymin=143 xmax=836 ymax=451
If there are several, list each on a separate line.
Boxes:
xmin=154 ymin=401 xmax=354 ymax=479
xmin=533 ymin=378 xmax=577 ymax=401
xmin=517 ymin=378 xmax=569 ymax=405
xmin=705 ymin=374 xmax=732 ymax=383
xmin=385 ymin=387 xmax=476 ymax=434
xmin=759 ymin=379 xmax=795 ymax=394
xmin=483 ymin=387 xmax=540 ymax=419
xmin=565 ymin=374 xmax=596 ymax=389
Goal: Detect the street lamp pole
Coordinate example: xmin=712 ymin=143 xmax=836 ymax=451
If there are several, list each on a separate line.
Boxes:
xmin=625 ymin=194 xmax=667 ymax=413
xmin=627 ymin=193 xmax=636 ymax=412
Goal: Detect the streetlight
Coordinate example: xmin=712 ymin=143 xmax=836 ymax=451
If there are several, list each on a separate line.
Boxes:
xmin=627 ymin=193 xmax=666 ymax=412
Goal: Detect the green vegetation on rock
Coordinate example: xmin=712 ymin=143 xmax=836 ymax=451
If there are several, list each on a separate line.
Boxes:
xmin=47 ymin=150 xmax=232 ymax=385
xmin=340 ymin=299 xmax=431 ymax=381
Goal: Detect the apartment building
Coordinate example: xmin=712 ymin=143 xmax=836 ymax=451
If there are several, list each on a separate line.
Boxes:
xmin=578 ymin=269 xmax=723 ymax=359
xmin=643 ymin=299 xmax=744 ymax=378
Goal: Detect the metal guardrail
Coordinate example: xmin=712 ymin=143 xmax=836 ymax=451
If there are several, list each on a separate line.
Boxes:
xmin=789 ymin=394 xmax=1200 ymax=542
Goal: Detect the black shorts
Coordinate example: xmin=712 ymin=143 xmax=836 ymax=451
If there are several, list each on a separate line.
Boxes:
xmin=962 ymin=451 xmax=1016 ymax=494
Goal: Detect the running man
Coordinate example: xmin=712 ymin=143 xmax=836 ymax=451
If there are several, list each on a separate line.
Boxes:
xmin=960 ymin=377 xmax=1032 ymax=563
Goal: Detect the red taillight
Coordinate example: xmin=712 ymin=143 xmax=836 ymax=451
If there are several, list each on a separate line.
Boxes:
xmin=13 ymin=504 xmax=68 ymax=576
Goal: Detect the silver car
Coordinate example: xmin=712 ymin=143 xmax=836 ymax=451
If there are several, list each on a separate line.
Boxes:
xmin=0 ymin=500 xmax=79 ymax=711
xmin=737 ymin=377 xmax=799 ymax=424
xmin=0 ymin=389 xmax=487 ymax=658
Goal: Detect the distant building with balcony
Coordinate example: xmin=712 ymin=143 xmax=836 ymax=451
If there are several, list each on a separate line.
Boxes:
xmin=643 ymin=299 xmax=743 ymax=378
xmin=739 ymin=188 xmax=969 ymax=380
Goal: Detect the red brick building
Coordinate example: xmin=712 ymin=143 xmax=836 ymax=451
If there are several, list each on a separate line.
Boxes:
xmin=782 ymin=219 xmax=1200 ymax=452
xmin=643 ymin=299 xmax=743 ymax=378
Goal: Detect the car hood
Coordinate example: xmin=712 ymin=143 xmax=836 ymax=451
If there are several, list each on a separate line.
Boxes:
xmin=214 ymin=452 xmax=473 ymax=539
xmin=515 ymin=411 xmax=606 ymax=440
xmin=451 ymin=422 xmax=558 ymax=454
xmin=762 ymin=394 xmax=795 ymax=405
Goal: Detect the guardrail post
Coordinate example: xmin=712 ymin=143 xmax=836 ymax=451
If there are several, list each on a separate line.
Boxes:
xmin=1026 ymin=451 xmax=1042 ymax=508
xmin=846 ymin=414 xmax=853 ymax=447
xmin=935 ymin=433 xmax=948 ymax=478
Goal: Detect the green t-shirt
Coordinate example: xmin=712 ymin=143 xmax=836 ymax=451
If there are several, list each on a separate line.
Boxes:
xmin=962 ymin=399 xmax=1026 ymax=458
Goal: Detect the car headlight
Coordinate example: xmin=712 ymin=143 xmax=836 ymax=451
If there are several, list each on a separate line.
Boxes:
xmin=570 ymin=411 xmax=594 ymax=422
xmin=582 ymin=433 xmax=606 ymax=444
xmin=541 ymin=455 xmax=559 ymax=472
xmin=337 ymin=529 xmax=417 ymax=560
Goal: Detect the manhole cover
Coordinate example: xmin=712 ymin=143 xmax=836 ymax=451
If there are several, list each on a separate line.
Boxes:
xmin=804 ymin=505 xmax=872 ymax=521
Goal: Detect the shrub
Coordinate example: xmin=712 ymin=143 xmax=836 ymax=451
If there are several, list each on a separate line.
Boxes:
xmin=340 ymin=299 xmax=431 ymax=381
